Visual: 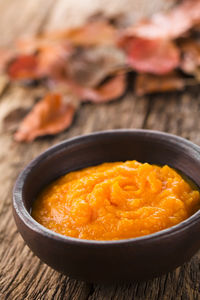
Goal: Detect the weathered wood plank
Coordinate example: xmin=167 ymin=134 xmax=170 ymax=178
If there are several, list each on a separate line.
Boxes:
xmin=0 ymin=1 xmax=200 ymax=300
xmin=0 ymin=0 xmax=56 ymax=47
xmin=145 ymin=88 xmax=200 ymax=145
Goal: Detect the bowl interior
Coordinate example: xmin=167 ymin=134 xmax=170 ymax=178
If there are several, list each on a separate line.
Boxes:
xmin=20 ymin=131 xmax=200 ymax=212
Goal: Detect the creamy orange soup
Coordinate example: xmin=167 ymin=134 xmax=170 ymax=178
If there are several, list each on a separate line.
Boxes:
xmin=32 ymin=161 xmax=200 ymax=240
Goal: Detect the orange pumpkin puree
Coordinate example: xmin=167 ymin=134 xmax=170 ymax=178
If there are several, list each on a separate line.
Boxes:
xmin=32 ymin=161 xmax=200 ymax=240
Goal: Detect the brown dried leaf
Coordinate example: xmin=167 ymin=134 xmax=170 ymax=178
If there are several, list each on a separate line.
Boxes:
xmin=135 ymin=72 xmax=186 ymax=96
xmin=67 ymin=74 xmax=126 ymax=103
xmin=67 ymin=46 xmax=126 ymax=88
xmin=14 ymin=93 xmax=76 ymax=142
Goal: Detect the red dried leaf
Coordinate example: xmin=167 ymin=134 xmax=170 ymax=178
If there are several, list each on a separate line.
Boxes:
xmin=119 ymin=0 xmax=200 ymax=41
xmin=7 ymin=42 xmax=72 ymax=81
xmin=134 ymin=72 xmax=185 ymax=96
xmin=122 ymin=38 xmax=180 ymax=74
xmin=7 ymin=54 xmax=39 ymax=80
xmin=14 ymin=93 xmax=76 ymax=142
xmin=67 ymin=74 xmax=126 ymax=103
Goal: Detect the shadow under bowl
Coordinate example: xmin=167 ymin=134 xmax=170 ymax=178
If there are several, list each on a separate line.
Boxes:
xmin=13 ymin=129 xmax=200 ymax=283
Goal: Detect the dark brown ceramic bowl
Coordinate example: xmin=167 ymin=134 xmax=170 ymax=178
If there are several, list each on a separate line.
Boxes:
xmin=13 ymin=130 xmax=200 ymax=283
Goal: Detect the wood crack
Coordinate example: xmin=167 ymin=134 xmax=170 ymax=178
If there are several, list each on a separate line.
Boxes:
xmin=142 ymin=97 xmax=154 ymax=129
xmin=4 ymin=264 xmax=23 ymax=298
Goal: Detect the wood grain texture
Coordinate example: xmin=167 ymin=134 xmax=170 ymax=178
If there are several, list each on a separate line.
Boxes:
xmin=0 ymin=1 xmax=200 ymax=299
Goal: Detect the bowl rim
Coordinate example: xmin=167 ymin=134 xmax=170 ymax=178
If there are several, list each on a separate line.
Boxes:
xmin=13 ymin=129 xmax=200 ymax=247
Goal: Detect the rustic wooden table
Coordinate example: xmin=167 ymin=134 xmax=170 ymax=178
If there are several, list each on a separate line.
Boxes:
xmin=0 ymin=0 xmax=200 ymax=299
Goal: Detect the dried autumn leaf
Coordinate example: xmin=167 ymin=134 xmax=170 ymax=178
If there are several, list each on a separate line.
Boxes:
xmin=119 ymin=0 xmax=200 ymax=41
xmin=14 ymin=93 xmax=76 ymax=142
xmin=7 ymin=54 xmax=39 ymax=80
xmin=37 ymin=42 xmax=72 ymax=79
xmin=179 ymin=38 xmax=200 ymax=75
xmin=7 ymin=42 xmax=72 ymax=81
xmin=120 ymin=37 xmax=180 ymax=74
xmin=11 ymin=22 xmax=117 ymax=82
xmin=67 ymin=46 xmax=126 ymax=88
xmin=134 ymin=72 xmax=186 ymax=96
xmin=67 ymin=74 xmax=126 ymax=103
